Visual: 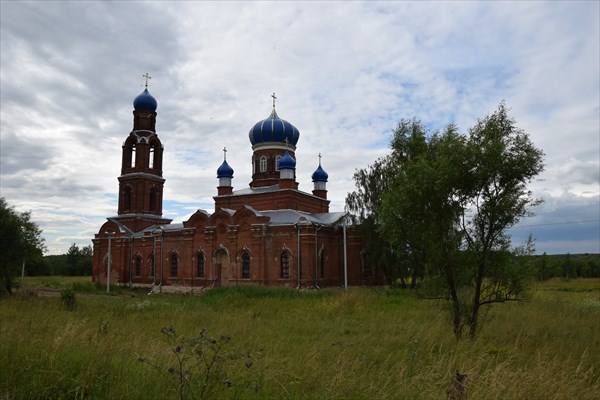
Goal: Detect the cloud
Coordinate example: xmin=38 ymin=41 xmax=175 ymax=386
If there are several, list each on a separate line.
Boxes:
xmin=1 ymin=1 xmax=598 ymax=254
xmin=509 ymin=192 xmax=600 ymax=254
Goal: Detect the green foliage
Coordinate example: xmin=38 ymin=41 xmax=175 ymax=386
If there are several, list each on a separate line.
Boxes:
xmin=0 ymin=198 xmax=46 ymax=295
xmin=60 ymin=287 xmax=77 ymax=310
xmin=530 ymin=253 xmax=600 ymax=280
xmin=347 ymin=103 xmax=545 ymax=339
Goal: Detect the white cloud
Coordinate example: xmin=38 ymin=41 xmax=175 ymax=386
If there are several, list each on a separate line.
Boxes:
xmin=1 ymin=1 xmax=598 ymax=254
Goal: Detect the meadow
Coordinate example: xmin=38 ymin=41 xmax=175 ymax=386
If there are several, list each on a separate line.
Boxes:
xmin=1 ymin=278 xmax=598 ymax=399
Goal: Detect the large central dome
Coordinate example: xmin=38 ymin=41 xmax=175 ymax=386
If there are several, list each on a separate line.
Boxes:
xmin=249 ymin=108 xmax=300 ymax=146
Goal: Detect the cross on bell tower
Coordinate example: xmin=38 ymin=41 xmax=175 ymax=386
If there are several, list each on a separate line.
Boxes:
xmin=142 ymin=73 xmax=151 ymax=88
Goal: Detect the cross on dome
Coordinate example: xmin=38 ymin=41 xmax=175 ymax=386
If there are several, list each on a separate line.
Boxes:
xmin=223 ymin=147 xmax=227 ymax=160
xmin=271 ymin=92 xmax=277 ymax=108
xmin=318 ymin=153 xmax=322 ymax=165
xmin=142 ymin=73 xmax=152 ymax=88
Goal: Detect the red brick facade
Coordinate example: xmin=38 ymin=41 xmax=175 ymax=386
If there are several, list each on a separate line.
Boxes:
xmin=92 ymin=90 xmax=385 ymax=290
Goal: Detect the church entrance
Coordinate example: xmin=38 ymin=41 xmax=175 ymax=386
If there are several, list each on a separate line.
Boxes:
xmin=215 ymin=250 xmax=230 ymax=287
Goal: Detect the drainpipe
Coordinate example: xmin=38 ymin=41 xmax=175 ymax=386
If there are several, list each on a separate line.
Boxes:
xmin=106 ymin=231 xmax=115 ymax=294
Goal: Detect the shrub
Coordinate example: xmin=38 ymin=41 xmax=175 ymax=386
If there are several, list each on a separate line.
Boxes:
xmin=60 ymin=287 xmax=76 ymax=310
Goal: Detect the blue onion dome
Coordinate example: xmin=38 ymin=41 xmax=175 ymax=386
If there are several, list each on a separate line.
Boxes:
xmin=312 ymin=164 xmax=328 ymax=182
xmin=216 ymin=159 xmax=234 ymax=178
xmin=278 ymin=150 xmax=296 ymax=170
xmin=133 ymin=88 xmax=158 ymax=111
xmin=249 ymin=108 xmax=300 ymax=146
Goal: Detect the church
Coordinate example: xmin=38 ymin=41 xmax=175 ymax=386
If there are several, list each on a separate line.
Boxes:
xmin=92 ymin=84 xmax=384 ymax=291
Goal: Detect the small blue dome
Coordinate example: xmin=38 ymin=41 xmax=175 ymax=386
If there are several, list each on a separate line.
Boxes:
xmin=249 ymin=108 xmax=300 ymax=146
xmin=311 ymin=164 xmax=328 ymax=182
xmin=216 ymin=159 xmax=234 ymax=178
xmin=278 ymin=151 xmax=296 ymax=170
xmin=133 ymin=88 xmax=158 ymax=111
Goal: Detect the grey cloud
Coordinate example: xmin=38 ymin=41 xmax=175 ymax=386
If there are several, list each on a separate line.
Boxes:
xmin=0 ymin=131 xmax=54 ymax=174
xmin=1 ymin=1 xmax=598 ymax=254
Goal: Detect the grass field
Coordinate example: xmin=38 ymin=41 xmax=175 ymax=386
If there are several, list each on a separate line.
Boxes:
xmin=1 ymin=278 xmax=599 ymax=399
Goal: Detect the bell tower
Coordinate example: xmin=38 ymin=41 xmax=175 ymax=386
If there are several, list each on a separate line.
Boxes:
xmin=114 ymin=74 xmax=171 ymax=231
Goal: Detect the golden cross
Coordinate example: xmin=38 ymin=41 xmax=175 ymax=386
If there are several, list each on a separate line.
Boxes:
xmin=142 ymin=73 xmax=151 ymax=88
xmin=271 ymin=92 xmax=277 ymax=108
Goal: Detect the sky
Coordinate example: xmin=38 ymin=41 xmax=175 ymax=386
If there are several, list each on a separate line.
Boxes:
xmin=1 ymin=1 xmax=598 ymax=256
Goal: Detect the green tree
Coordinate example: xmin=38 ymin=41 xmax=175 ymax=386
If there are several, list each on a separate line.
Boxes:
xmin=374 ymin=103 xmax=543 ymax=339
xmin=65 ymin=243 xmax=93 ymax=276
xmin=346 ymin=156 xmax=401 ymax=285
xmin=379 ymin=123 xmax=471 ymax=335
xmin=458 ymin=103 xmax=544 ymax=338
xmin=66 ymin=243 xmax=81 ymax=275
xmin=0 ymin=198 xmax=46 ymax=294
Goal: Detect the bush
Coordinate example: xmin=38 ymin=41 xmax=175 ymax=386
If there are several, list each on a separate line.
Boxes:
xmin=60 ymin=287 xmax=76 ymax=310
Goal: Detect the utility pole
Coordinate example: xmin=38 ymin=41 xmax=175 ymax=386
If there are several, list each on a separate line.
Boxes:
xmin=106 ymin=231 xmax=115 ymax=294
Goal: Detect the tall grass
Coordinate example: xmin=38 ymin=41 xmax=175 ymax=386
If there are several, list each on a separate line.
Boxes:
xmin=1 ymin=281 xmax=598 ymax=399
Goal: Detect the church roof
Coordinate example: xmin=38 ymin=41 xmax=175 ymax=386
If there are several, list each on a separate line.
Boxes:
xmin=133 ymin=88 xmax=158 ymax=111
xmin=216 ymin=159 xmax=234 ymax=178
xmin=258 ymin=209 xmax=347 ymax=226
xmin=221 ymin=206 xmax=347 ymax=227
xmin=278 ymin=150 xmax=296 ymax=170
xmin=311 ymin=164 xmax=328 ymax=182
xmin=249 ymin=108 xmax=300 ymax=146
xmin=227 ymin=184 xmax=281 ymax=196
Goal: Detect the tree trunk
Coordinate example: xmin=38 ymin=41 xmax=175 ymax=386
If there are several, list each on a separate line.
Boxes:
xmin=410 ymin=268 xmax=418 ymax=289
xmin=468 ymin=262 xmax=485 ymax=340
xmin=444 ymin=267 xmax=463 ymax=339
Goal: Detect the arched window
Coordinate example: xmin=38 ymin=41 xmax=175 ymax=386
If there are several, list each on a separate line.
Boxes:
xmin=275 ymin=155 xmax=282 ymax=172
xmin=124 ymin=185 xmax=132 ymax=211
xmin=259 ymin=156 xmax=267 ymax=173
xmin=241 ymin=252 xmax=250 ymax=279
xmin=280 ymin=252 xmax=290 ymax=279
xmin=135 ymin=256 xmax=142 ymax=276
xmin=149 ymin=187 xmax=157 ymax=212
xmin=197 ymin=252 xmax=205 ymax=277
xmin=148 ymin=253 xmax=155 ymax=277
xmin=131 ymin=144 xmax=136 ymax=168
xmin=170 ymin=252 xmax=178 ymax=277
xmin=149 ymin=145 xmax=155 ymax=169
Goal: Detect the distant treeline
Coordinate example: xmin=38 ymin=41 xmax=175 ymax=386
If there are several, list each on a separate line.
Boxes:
xmin=25 ymin=244 xmax=92 ymax=276
xmin=531 ymin=253 xmax=600 ymax=280
xmin=23 ymin=244 xmax=600 ymax=281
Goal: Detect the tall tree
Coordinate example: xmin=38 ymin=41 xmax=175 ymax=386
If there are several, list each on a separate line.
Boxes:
xmin=0 ymin=198 xmax=46 ymax=294
xmin=345 ymin=155 xmax=400 ymax=284
xmin=459 ymin=103 xmax=544 ymax=338
xmin=376 ymin=103 xmax=544 ymax=339
xmin=345 ymin=121 xmax=430 ymax=286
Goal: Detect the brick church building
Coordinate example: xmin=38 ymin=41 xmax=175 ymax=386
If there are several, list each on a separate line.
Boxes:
xmin=92 ymin=86 xmax=384 ymax=291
